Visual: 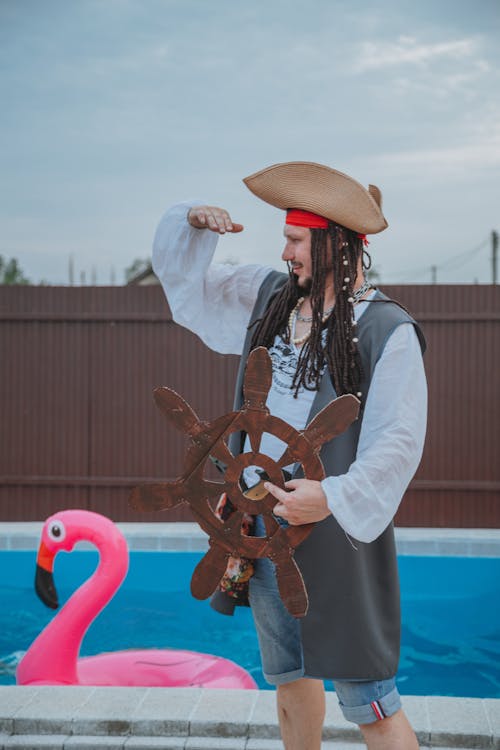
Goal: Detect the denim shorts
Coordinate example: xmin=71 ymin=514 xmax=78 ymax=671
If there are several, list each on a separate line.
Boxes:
xmin=248 ymin=539 xmax=402 ymax=725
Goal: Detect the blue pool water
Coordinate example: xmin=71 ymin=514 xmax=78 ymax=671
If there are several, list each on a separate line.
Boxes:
xmin=1 ymin=550 xmax=499 ymax=696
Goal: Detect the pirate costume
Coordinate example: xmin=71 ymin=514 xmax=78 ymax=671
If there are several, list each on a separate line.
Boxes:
xmin=152 ymin=163 xmax=427 ymax=723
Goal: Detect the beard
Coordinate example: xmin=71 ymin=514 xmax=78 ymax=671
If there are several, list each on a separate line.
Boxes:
xmin=295 ymin=274 xmax=313 ymax=296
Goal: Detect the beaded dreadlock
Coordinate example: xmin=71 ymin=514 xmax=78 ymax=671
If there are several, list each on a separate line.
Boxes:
xmin=249 ymin=222 xmax=372 ymax=398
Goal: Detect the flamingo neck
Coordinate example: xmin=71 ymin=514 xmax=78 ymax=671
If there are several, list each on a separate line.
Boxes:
xmin=19 ymin=521 xmax=128 ymax=685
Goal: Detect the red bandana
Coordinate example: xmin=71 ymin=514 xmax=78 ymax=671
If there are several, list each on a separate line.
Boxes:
xmin=286 ymin=209 xmax=329 ymax=229
xmin=286 ymin=209 xmax=370 ymax=247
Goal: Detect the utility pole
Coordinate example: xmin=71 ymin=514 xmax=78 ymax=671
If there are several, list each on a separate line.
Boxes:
xmin=492 ymin=230 xmax=498 ymax=285
xmin=431 ymin=265 xmax=437 ymax=284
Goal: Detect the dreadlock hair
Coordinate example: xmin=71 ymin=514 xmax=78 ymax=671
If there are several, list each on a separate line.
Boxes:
xmin=249 ymin=222 xmax=372 ymax=398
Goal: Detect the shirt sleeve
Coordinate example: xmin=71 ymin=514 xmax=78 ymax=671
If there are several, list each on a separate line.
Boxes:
xmin=321 ymin=323 xmax=427 ymax=543
xmin=152 ymin=201 xmax=273 ymax=355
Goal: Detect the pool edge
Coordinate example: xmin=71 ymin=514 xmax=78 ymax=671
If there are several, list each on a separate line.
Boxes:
xmin=0 ymin=685 xmax=498 ymax=748
xmin=1 ymin=522 xmax=499 ymax=557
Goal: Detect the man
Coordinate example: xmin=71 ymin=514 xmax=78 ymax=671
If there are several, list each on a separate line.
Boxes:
xmin=152 ymin=162 xmax=427 ymax=749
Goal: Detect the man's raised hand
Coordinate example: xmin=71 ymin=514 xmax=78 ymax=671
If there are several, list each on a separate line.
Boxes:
xmin=188 ymin=205 xmax=244 ymax=234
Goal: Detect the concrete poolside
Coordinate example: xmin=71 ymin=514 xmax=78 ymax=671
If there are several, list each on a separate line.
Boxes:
xmin=1 ymin=685 xmax=499 ymax=749
xmin=1 ymin=523 xmax=499 ymax=749
xmin=2 ymin=522 xmax=499 ymax=556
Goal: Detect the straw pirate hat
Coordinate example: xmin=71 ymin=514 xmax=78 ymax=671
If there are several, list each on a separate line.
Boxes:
xmin=243 ymin=161 xmax=388 ymax=234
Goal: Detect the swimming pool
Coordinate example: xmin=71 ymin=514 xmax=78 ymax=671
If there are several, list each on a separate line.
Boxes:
xmin=1 ymin=549 xmax=499 ymax=696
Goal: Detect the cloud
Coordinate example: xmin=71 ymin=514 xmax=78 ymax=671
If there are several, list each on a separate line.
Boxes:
xmin=361 ymin=121 xmax=500 ymax=182
xmin=354 ymin=35 xmax=478 ymax=72
xmin=349 ymin=33 xmax=497 ymax=103
xmin=389 ymin=63 xmax=492 ymax=100
xmin=2 ymin=0 xmax=499 ymax=285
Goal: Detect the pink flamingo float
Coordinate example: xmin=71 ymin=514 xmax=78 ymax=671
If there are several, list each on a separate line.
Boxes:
xmin=16 ymin=509 xmax=256 ymax=688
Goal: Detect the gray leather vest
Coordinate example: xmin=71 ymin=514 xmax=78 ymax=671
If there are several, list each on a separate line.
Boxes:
xmin=231 ymin=270 xmax=425 ymax=680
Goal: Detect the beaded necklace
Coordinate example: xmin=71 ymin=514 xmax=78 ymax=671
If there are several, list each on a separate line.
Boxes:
xmin=288 ymin=297 xmax=332 ymax=346
xmin=289 ymin=281 xmax=372 ymax=346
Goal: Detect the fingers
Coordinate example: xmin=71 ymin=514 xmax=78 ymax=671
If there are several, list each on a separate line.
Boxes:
xmin=263 ymin=481 xmax=288 ymax=503
xmin=264 ymin=482 xmax=293 ymax=522
xmin=267 ymin=479 xmax=309 ymax=499
xmin=273 ymin=502 xmax=287 ymax=519
xmin=264 ymin=479 xmax=330 ymax=526
xmin=188 ymin=206 xmax=244 ymax=234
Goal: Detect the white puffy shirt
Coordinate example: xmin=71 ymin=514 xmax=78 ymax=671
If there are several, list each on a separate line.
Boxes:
xmin=152 ymin=201 xmax=428 ymax=543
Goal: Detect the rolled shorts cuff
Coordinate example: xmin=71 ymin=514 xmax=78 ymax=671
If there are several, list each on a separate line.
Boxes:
xmin=263 ymin=666 xmax=305 ymax=686
xmin=338 ymin=685 xmax=401 ymax=725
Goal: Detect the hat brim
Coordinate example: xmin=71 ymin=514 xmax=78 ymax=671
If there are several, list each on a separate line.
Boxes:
xmin=243 ymin=161 xmax=388 ymax=234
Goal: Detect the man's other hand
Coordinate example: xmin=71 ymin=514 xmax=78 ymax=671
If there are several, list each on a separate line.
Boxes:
xmin=188 ymin=205 xmax=244 ymax=234
xmin=264 ymin=479 xmax=331 ymax=525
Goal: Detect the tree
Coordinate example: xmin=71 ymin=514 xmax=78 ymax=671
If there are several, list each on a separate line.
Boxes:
xmin=366 ymin=265 xmax=381 ymax=283
xmin=124 ymin=258 xmax=150 ymax=283
xmin=0 ymin=255 xmax=30 ymax=285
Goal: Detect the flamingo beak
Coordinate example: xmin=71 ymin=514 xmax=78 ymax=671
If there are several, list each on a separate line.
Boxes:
xmin=35 ymin=540 xmax=58 ymax=609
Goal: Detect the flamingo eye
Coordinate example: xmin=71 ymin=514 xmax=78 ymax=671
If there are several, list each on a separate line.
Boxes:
xmin=48 ymin=520 xmax=66 ymax=542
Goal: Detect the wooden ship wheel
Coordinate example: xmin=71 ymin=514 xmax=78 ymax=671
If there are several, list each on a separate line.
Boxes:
xmin=130 ymin=347 xmax=359 ymax=617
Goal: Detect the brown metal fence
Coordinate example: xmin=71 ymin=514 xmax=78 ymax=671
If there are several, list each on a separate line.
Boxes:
xmin=1 ymin=284 xmax=499 ymax=527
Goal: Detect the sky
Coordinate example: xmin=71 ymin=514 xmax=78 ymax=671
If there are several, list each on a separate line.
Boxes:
xmin=1 ymin=0 xmax=499 ymax=285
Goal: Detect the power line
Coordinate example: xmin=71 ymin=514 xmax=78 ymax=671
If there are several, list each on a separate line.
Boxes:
xmin=438 ymin=238 xmax=489 ymax=273
xmin=382 ymin=236 xmax=490 ymax=280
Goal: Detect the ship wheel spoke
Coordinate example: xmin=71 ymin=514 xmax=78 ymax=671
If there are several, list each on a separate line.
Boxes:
xmin=242 ymin=347 xmax=272 ymax=412
xmin=202 ymin=479 xmax=228 ymax=502
xmin=153 ymin=387 xmax=201 ymax=434
xmin=210 ymin=438 xmax=234 ymax=472
xmin=248 ymin=427 xmax=264 ymax=454
xmin=303 ymin=395 xmax=360 ymax=449
xmin=129 ymin=481 xmax=185 ymax=512
xmin=263 ymin=512 xmax=279 ymax=537
xmin=276 ymin=447 xmax=295 ymax=469
xmin=285 ymin=523 xmax=315 ymax=548
xmin=223 ymin=510 xmax=246 ymax=539
xmin=275 ymin=555 xmax=309 ymax=618
xmin=191 ymin=544 xmax=229 ymax=600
